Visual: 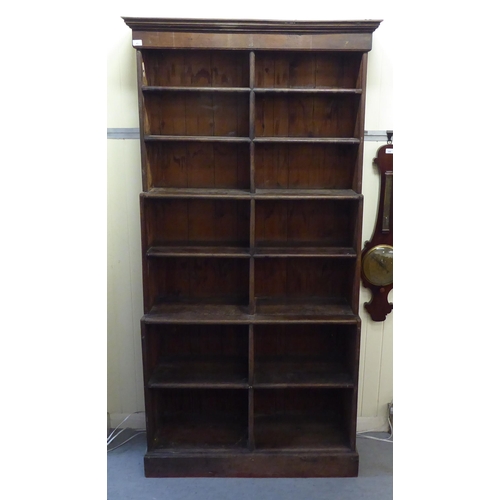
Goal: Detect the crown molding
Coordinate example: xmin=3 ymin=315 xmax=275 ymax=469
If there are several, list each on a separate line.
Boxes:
xmin=122 ymin=17 xmax=382 ymax=35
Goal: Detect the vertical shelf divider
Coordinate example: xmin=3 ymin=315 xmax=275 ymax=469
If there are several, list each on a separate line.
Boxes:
xmin=249 ymin=199 xmax=256 ymax=314
xmin=249 ymin=51 xmax=256 ymax=193
xmin=248 ymin=52 xmax=256 ymax=448
xmin=249 ymin=51 xmax=256 ymax=315
xmin=248 ymin=324 xmax=255 ymax=450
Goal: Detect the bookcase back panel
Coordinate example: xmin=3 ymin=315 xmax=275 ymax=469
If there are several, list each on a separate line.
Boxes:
xmin=145 ymin=324 xmax=248 ymax=374
xmin=141 ymin=50 xmax=250 ymax=87
xmin=255 ymin=199 xmax=357 ymax=247
xmin=146 ymin=142 xmax=250 ymax=189
xmin=255 ymin=94 xmax=360 ymax=137
xmin=253 ymin=324 xmax=356 ymax=386
xmin=254 ymin=143 xmax=356 ymax=189
xmin=144 ymin=198 xmax=250 ymax=246
xmin=253 ymin=388 xmax=352 ymax=449
xmin=254 ymin=52 xmax=363 ymax=89
xmin=144 ymin=92 xmax=250 ymax=136
xmin=254 ymin=387 xmax=347 ymax=415
xmin=147 ymin=258 xmax=249 ymax=308
xmin=152 ymin=324 xmax=248 ymax=357
xmin=153 ymin=389 xmax=248 ymax=449
xmin=146 ymin=324 xmax=249 ymax=387
xmin=254 ymin=258 xmax=355 ymax=302
xmin=254 ymin=324 xmax=351 ymax=358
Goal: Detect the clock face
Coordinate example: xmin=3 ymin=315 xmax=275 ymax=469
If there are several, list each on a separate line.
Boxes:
xmin=362 ymin=245 xmax=393 ymax=287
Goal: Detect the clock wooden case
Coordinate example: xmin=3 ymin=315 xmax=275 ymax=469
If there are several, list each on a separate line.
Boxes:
xmin=123 ymin=17 xmax=381 ymax=478
xmin=361 ymin=143 xmax=393 ymax=321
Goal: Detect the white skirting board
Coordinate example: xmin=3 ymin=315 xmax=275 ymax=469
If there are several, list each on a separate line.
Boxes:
xmin=109 ymin=412 xmax=146 ymax=431
xmin=108 ymin=413 xmax=390 ymax=433
xmin=356 ymin=416 xmax=390 ymax=433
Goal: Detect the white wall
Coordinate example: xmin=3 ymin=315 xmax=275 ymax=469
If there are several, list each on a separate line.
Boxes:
xmin=107 ymin=2 xmax=393 ymax=431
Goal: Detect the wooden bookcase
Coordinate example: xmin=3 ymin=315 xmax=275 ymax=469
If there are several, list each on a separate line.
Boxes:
xmin=123 ymin=17 xmax=381 ymax=478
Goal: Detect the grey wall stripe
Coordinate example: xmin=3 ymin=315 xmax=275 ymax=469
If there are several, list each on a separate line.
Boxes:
xmin=364 ymin=131 xmax=393 ymax=142
xmin=108 ymin=128 xmax=140 ymax=139
xmin=107 ymin=128 xmax=392 ymax=141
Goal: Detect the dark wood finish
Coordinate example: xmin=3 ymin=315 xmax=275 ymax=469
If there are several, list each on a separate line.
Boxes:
xmin=353 ymin=54 xmax=368 ymax=192
xmin=150 ymin=388 xmax=248 ymax=450
xmin=255 ymin=94 xmax=360 ymax=138
xmin=144 ymin=187 xmax=251 ymax=199
xmin=255 ymin=52 xmax=363 ymax=89
xmin=141 ymin=50 xmax=249 ymax=88
xmin=143 ymin=303 xmax=359 ymax=324
xmin=253 ymin=388 xmax=353 ymax=449
xmin=254 ymin=258 xmax=356 ymax=310
xmin=130 ymin=31 xmax=374 ymax=52
xmin=143 ymin=92 xmax=249 ymax=137
xmin=136 ymin=50 xmax=149 ymax=191
xmin=144 ymin=451 xmax=359 ymax=477
xmin=141 ymin=197 xmax=250 ymax=248
xmin=253 ymin=324 xmax=357 ymax=388
xmin=145 ymin=324 xmax=248 ymax=388
xmin=145 ymin=141 xmax=250 ymax=191
xmin=143 ymin=257 xmax=250 ymax=313
xmin=145 ymin=136 xmax=251 ymax=143
xmin=124 ymin=17 xmax=380 ymax=478
xmin=254 ymin=143 xmax=358 ymax=189
xmin=123 ymin=18 xmax=381 ymax=33
xmin=254 ymin=199 xmax=358 ymax=248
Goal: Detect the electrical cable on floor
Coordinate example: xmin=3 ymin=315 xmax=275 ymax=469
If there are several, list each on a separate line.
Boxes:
xmin=107 ymin=431 xmax=146 ymax=452
xmin=107 ymin=411 xmax=145 ymax=446
xmin=357 ymin=416 xmax=393 ymax=443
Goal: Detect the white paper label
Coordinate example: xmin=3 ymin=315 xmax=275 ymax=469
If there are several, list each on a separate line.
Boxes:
xmin=132 ymin=39 xmax=143 ymax=46
xmin=386 ymin=148 xmax=393 ymax=154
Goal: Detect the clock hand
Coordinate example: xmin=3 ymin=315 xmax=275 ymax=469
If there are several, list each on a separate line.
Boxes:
xmin=372 ymin=254 xmax=390 ymax=273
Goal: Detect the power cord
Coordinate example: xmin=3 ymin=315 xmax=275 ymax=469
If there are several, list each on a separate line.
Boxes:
xmin=107 ymin=431 xmax=146 ymax=452
xmin=107 ymin=411 xmax=146 ymax=452
xmin=357 ymin=415 xmax=393 ymax=443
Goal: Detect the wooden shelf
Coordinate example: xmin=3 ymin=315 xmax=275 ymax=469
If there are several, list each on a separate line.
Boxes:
xmin=143 ymin=86 xmax=251 ymax=92
xmin=145 ymin=135 xmax=359 ymax=144
xmin=142 ymin=188 xmax=360 ymax=200
xmin=149 ymin=357 xmax=248 ymax=388
xmin=255 ymin=298 xmax=358 ymax=323
xmin=147 ymin=245 xmax=250 ymax=258
xmin=253 ymin=87 xmax=362 ymax=94
xmin=144 ymin=303 xmax=251 ymax=324
xmin=254 ymin=359 xmax=353 ymax=388
xmin=143 ymin=188 xmax=251 ymax=199
xmin=253 ymin=137 xmax=360 ymax=144
xmin=153 ymin=417 xmax=248 ymax=451
xmin=145 ymin=135 xmax=251 ymax=143
xmin=147 ymin=245 xmax=355 ymax=258
xmin=254 ymin=414 xmax=350 ymax=451
xmin=143 ymin=301 xmax=358 ymax=324
xmin=253 ymin=246 xmax=356 ymax=258
xmin=254 ymin=188 xmax=361 ymax=199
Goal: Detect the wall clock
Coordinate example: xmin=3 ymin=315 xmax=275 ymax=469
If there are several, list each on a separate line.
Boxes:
xmin=361 ymin=136 xmax=393 ymax=321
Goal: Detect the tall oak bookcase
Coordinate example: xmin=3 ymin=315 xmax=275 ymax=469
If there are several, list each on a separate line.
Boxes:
xmin=123 ymin=17 xmax=381 ymax=478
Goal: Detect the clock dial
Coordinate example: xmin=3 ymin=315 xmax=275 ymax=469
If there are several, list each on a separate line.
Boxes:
xmin=362 ymin=244 xmax=393 ymax=286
